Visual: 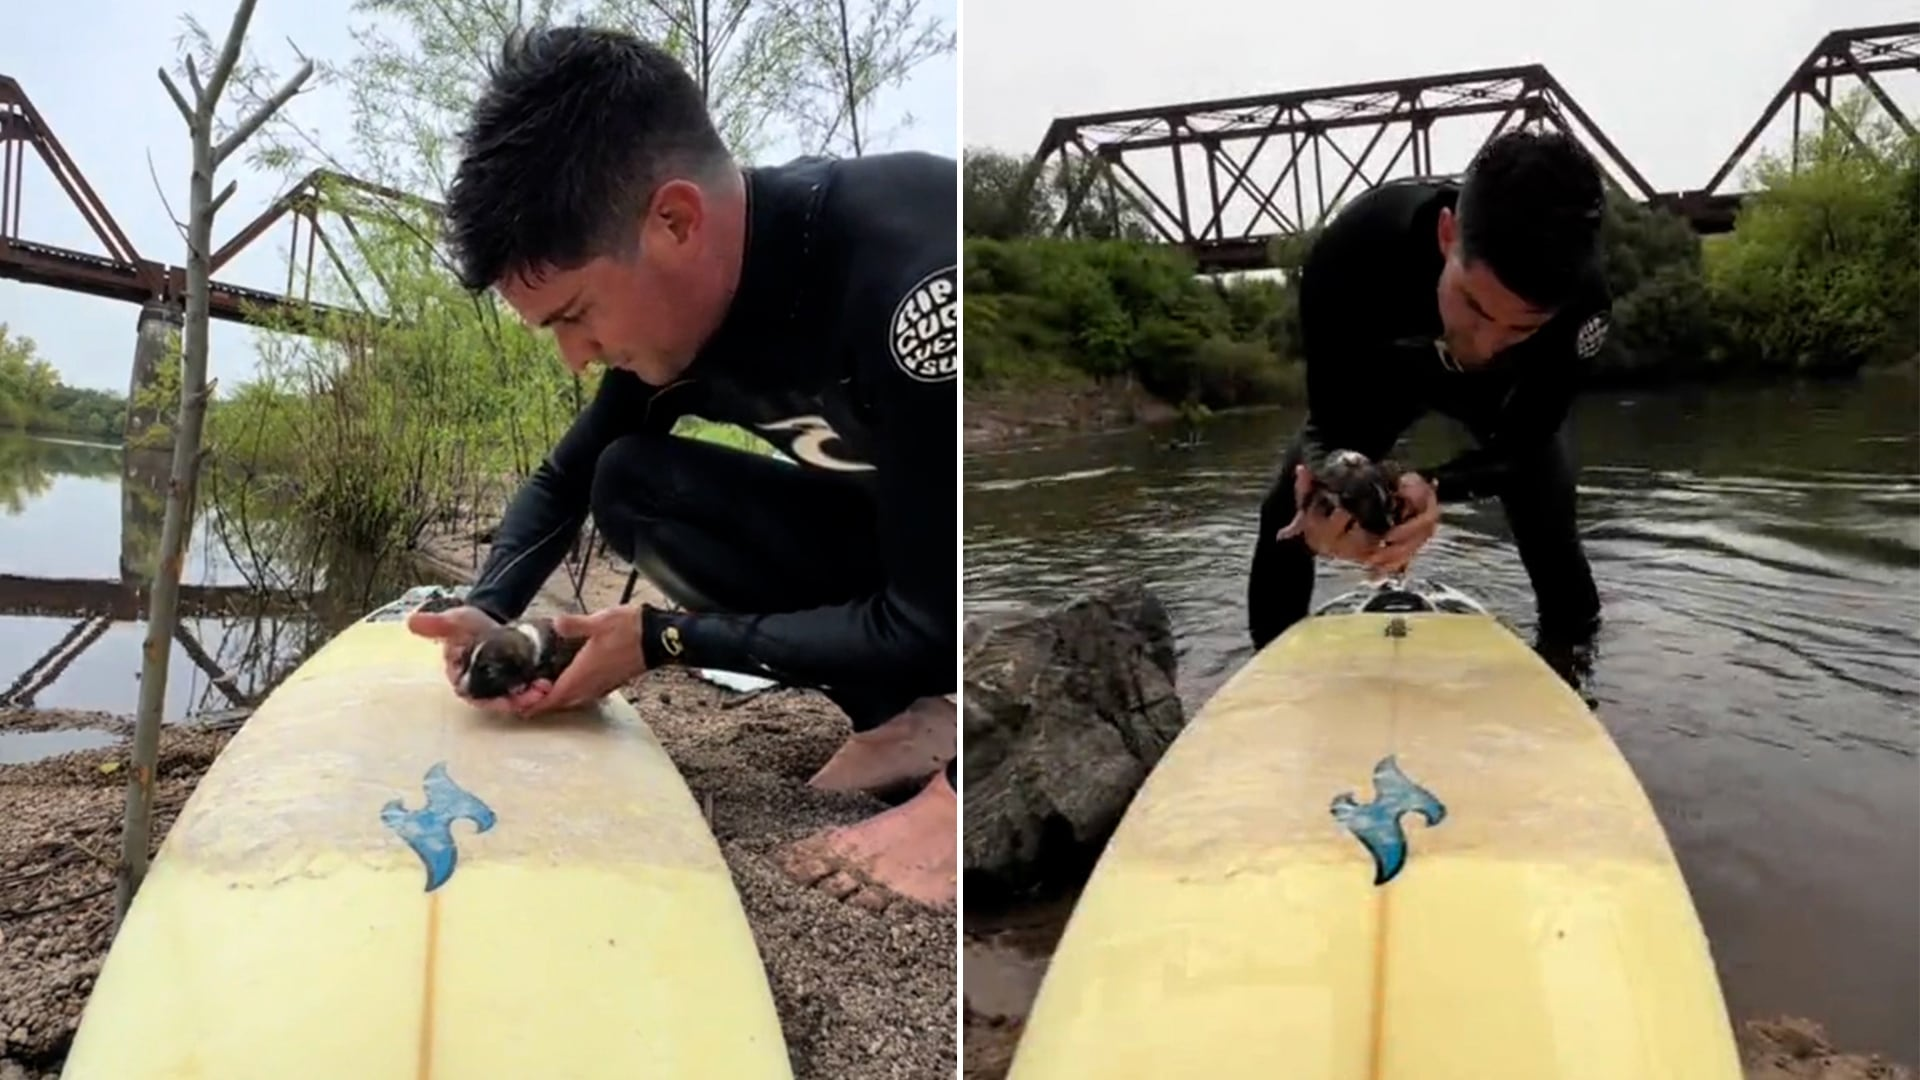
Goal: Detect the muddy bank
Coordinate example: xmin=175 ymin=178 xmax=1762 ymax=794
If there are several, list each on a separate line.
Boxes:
xmin=960 ymin=919 xmax=1916 ymax=1080
xmin=964 ymin=379 xmax=1178 ymax=450
xmin=0 ymin=527 xmax=955 ymax=1080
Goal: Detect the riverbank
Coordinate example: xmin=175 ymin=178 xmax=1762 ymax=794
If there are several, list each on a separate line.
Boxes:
xmin=960 ymin=917 xmax=1917 ymax=1080
xmin=0 ymin=519 xmax=955 ymax=1080
xmin=963 ymin=362 xmax=1920 ymax=455
xmin=963 ymin=378 xmax=1184 ymax=450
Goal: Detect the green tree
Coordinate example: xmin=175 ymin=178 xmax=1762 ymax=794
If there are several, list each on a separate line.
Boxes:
xmin=196 ymin=0 xmax=952 ymax=564
xmin=963 ymin=145 xmax=1155 ymax=241
xmin=964 ymin=236 xmax=1303 ymax=408
xmin=0 ymin=323 xmax=130 ymax=440
xmin=782 ymin=0 xmax=955 ymax=157
xmin=1705 ymin=89 xmax=1920 ymax=374
xmin=0 ymin=324 xmax=61 ymax=430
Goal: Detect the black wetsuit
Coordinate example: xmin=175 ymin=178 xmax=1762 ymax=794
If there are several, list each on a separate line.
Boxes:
xmin=465 ymin=152 xmax=956 ymax=774
xmin=1246 ymin=178 xmax=1611 ymax=650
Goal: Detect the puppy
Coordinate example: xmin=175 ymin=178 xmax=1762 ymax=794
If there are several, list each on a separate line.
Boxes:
xmin=1304 ymin=449 xmax=1408 ymax=538
xmin=458 ymin=617 xmax=586 ymax=701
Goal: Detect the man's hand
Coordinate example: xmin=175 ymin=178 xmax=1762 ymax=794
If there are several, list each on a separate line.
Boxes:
xmin=1367 ymin=472 xmax=1441 ymax=575
xmin=524 ymin=603 xmax=650 ymax=715
xmin=406 ymin=604 xmax=552 ymax=713
xmin=1276 ymin=461 xmax=1384 ymax=564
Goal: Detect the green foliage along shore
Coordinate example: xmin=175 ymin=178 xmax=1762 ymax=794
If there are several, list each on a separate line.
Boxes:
xmin=0 ymin=324 xmax=128 ymax=442
xmin=88 ymin=0 xmax=948 ymax=566
xmin=963 ymin=91 xmax=1919 ymax=411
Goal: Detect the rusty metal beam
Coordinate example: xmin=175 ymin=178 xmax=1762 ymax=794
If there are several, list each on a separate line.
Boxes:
xmin=209 ymin=168 xmax=439 ymax=276
xmin=0 ymin=238 xmax=361 ymax=327
xmin=1035 ymin=63 xmax=1545 ymax=152
xmin=1701 ymin=22 xmax=1920 ymax=195
xmin=0 ymin=74 xmax=147 ymax=276
xmin=1027 ymin=22 xmax=1918 ymax=270
xmin=0 ymin=77 xmax=422 ymax=333
xmin=1033 ymin=64 xmax=1652 ymax=269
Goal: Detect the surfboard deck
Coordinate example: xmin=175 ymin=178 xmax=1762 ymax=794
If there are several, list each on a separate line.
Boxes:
xmin=1007 ymin=602 xmax=1742 ymax=1080
xmin=62 ymin=588 xmax=792 ymax=1079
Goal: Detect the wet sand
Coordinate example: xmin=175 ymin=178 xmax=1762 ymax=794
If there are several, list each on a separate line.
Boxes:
xmin=0 ymin=525 xmax=955 ymax=1079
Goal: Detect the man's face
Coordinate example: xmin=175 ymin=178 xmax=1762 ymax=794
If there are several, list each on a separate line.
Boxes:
xmin=1433 ymin=206 xmax=1554 ymax=367
xmin=495 ymin=180 xmax=718 ymax=386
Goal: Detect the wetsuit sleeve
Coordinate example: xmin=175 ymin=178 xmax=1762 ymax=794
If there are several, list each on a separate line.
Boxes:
xmin=465 ymin=369 xmax=677 ymax=623
xmin=638 ymin=159 xmax=957 ymax=694
xmin=1417 ymin=301 xmax=1610 ymax=503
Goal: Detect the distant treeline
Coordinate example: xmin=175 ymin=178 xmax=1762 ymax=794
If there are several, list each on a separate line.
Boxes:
xmin=0 ymin=323 xmax=127 ymax=442
xmin=963 ymin=90 xmax=1920 ymax=411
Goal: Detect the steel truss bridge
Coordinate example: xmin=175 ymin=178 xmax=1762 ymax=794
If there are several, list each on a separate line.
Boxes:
xmin=1021 ymin=22 xmax=1919 ymax=270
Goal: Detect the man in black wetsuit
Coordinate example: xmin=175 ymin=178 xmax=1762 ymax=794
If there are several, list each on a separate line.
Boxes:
xmin=405 ymin=26 xmax=957 ymax=910
xmin=1247 ymin=130 xmax=1610 ymax=678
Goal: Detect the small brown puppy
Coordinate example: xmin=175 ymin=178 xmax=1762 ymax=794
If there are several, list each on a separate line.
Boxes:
xmin=1303 ymin=449 xmax=1409 ymax=538
xmin=458 ymin=617 xmax=586 ymax=701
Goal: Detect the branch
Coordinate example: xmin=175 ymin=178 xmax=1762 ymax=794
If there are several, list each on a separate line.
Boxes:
xmin=145 ymin=148 xmax=189 ymax=242
xmin=209 ymin=179 xmax=239 ymax=219
xmin=185 ymin=55 xmax=205 ymax=105
xmin=158 ymin=68 xmax=194 ymax=127
xmin=714 ymin=0 xmax=756 ymax=59
xmin=215 ymin=60 xmax=314 ymax=168
xmin=203 ymin=0 xmax=261 ymax=107
xmin=644 ymin=0 xmax=702 ymax=46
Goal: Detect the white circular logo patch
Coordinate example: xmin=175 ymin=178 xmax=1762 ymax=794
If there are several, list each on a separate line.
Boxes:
xmin=890 ymin=265 xmax=957 ymax=383
xmin=1575 ymin=313 xmax=1610 ymax=360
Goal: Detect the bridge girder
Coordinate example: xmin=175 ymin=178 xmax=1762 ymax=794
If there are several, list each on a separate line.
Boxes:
xmin=0 ymin=74 xmax=430 ymax=331
xmin=1025 ymin=22 xmax=1920 ymax=272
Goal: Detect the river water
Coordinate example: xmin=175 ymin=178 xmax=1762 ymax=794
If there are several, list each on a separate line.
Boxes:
xmin=0 ymin=433 xmax=426 ymax=761
xmin=964 ymin=371 xmax=1920 ymax=1062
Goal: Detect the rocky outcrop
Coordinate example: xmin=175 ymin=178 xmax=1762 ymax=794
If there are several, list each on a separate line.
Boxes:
xmin=962 ymin=583 xmax=1186 ymax=906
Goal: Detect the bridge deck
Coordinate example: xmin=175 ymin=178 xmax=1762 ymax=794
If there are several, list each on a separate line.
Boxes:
xmin=0 ymin=238 xmax=358 ymax=327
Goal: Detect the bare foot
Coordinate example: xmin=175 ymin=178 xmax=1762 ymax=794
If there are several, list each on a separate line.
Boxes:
xmin=808 ymin=695 xmax=955 ymax=794
xmin=779 ymin=771 xmax=956 ymax=911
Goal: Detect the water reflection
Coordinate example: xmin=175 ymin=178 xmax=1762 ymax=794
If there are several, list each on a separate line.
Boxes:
xmin=964 ymin=371 xmax=1920 ymax=1059
xmin=0 ymin=432 xmax=438 ymax=724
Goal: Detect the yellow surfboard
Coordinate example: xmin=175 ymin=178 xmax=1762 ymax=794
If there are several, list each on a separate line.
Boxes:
xmin=63 ymin=587 xmax=792 ymax=1080
xmin=1007 ymin=581 xmax=1742 ymax=1080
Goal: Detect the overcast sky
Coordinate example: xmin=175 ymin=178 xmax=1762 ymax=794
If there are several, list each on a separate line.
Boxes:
xmin=7 ymin=1 xmax=1914 ymax=394
xmin=963 ymin=0 xmax=1916 ymax=234
xmin=2 ymin=0 xmax=957 ymax=392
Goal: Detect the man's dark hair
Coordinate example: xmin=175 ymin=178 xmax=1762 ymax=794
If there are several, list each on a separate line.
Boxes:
xmin=1454 ymin=129 xmax=1605 ymax=310
xmin=444 ymin=25 xmax=733 ymax=291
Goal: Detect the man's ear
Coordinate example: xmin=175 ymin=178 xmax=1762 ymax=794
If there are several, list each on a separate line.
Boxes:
xmin=647 ymin=179 xmax=706 ymax=249
xmin=1435 ymin=206 xmax=1455 ymax=257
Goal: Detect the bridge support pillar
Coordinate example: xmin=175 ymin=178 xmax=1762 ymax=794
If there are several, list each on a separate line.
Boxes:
xmin=125 ymin=300 xmax=183 ymax=448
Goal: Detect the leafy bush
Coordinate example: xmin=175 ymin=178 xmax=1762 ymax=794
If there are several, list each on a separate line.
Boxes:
xmin=965 ymin=88 xmax=1919 ymax=410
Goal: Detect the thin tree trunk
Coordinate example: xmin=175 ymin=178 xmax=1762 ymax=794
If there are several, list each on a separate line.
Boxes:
xmin=117 ymin=0 xmax=311 ymax=926
xmin=836 ymin=0 xmax=862 ymax=156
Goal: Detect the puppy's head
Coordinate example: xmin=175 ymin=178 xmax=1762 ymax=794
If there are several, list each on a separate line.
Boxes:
xmin=1310 ymin=451 xmax=1406 ymax=538
xmin=459 ymin=623 xmax=542 ymax=700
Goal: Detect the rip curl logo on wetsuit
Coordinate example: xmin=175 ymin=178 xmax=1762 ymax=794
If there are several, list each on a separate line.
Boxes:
xmin=890 ymin=265 xmax=957 ymax=383
xmin=756 ymin=414 xmax=876 ymax=473
xmin=1575 ymin=313 xmax=1610 ymax=359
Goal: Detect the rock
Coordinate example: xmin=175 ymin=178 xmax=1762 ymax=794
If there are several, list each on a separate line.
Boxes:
xmin=962 ymin=582 xmax=1186 ymax=906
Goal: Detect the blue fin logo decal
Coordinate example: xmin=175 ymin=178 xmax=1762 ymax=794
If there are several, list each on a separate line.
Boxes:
xmin=381 ymin=761 xmax=496 ymax=892
xmin=1330 ymin=755 xmax=1446 ymax=886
